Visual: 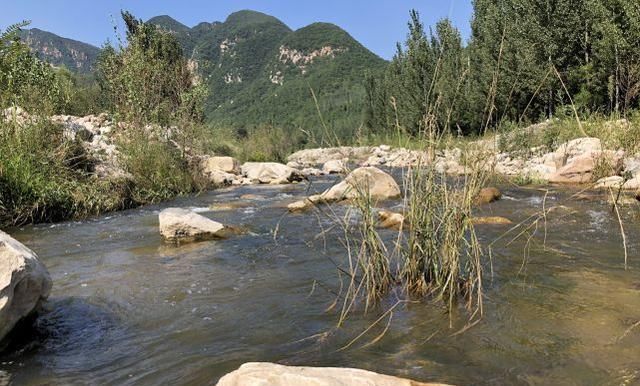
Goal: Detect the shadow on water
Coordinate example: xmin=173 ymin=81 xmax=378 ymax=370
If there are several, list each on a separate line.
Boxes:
xmin=1 ymin=297 xmax=133 ymax=384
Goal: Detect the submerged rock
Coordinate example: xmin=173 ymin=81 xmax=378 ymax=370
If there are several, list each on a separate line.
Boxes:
xmin=159 ymin=208 xmax=227 ymax=242
xmin=475 ymin=187 xmax=502 ymax=205
xmin=472 ymin=216 xmax=513 ymax=225
xmin=241 ymin=162 xmax=304 ymax=184
xmin=287 ymin=194 xmax=323 ymax=212
xmin=0 ymin=231 xmax=52 ymax=344
xmin=216 ymin=362 xmax=447 ymax=386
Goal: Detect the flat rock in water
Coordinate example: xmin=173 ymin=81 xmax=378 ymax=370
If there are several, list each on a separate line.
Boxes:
xmin=159 ymin=208 xmax=226 ymax=242
xmin=472 ymin=216 xmax=512 ymax=225
xmin=0 ymin=231 xmax=52 ymax=344
xmin=216 ymin=362 xmax=450 ymax=386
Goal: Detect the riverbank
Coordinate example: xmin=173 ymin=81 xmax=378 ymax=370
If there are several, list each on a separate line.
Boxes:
xmin=3 ymin=108 xmax=640 ymax=229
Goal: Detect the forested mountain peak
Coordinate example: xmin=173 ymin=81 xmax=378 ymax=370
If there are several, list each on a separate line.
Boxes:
xmin=146 ymin=15 xmax=191 ymax=34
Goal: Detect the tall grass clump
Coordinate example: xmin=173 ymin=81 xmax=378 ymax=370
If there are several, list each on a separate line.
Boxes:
xmin=329 ymin=10 xmax=494 ymax=331
xmin=331 ymin=128 xmax=490 ymax=334
xmin=402 ymin=136 xmax=490 ymax=314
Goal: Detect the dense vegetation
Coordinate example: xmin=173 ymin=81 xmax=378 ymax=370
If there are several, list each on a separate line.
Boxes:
xmin=150 ymin=10 xmax=387 ymax=143
xmin=0 ymin=14 xmax=207 ymax=226
xmin=365 ymin=1 xmax=640 ymax=136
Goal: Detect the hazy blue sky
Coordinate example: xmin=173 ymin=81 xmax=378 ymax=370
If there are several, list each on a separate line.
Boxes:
xmin=0 ymin=1 xmax=473 ymax=59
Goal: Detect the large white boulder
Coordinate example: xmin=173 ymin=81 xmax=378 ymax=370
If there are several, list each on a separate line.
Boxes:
xmin=554 ymin=137 xmax=602 ymax=164
xmin=216 ymin=362 xmax=448 ymax=386
xmin=548 ymin=150 xmax=623 ymax=184
xmin=321 ymin=167 xmax=401 ymax=202
xmin=159 ymin=208 xmax=227 ymax=242
xmin=0 ymin=231 xmax=52 ymax=343
xmin=287 ymin=167 xmax=401 ymax=212
xmin=202 ymin=156 xmax=241 ymax=174
xmin=241 ymin=162 xmax=304 ymax=184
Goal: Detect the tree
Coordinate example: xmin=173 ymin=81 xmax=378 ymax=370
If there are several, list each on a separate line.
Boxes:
xmin=97 ymin=11 xmax=203 ymax=127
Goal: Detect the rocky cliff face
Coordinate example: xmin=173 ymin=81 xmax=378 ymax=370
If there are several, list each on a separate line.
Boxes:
xmin=19 ymin=28 xmax=100 ymax=73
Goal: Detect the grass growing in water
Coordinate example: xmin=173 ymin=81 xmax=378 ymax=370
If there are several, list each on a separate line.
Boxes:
xmin=329 ymin=127 xmax=492 ymax=334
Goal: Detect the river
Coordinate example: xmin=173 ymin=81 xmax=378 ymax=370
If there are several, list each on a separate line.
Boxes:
xmin=1 ymin=173 xmax=639 ymax=385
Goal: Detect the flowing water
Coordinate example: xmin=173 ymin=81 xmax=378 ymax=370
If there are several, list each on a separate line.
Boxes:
xmin=1 ymin=174 xmax=640 ymax=385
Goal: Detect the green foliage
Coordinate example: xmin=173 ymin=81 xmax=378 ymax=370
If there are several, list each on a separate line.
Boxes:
xmin=0 ymin=22 xmax=66 ymax=113
xmin=364 ymin=13 xmax=469 ymax=136
xmin=0 ymin=118 xmax=128 ymax=226
xmin=235 ymin=125 xmax=306 ymax=162
xmin=366 ymin=3 xmax=640 ymax=137
xmin=97 ymin=11 xmax=199 ymax=127
xmin=118 ymin=131 xmax=199 ymax=203
xmin=147 ymin=11 xmax=386 ymax=145
xmin=97 ymin=11 xmax=209 ymax=202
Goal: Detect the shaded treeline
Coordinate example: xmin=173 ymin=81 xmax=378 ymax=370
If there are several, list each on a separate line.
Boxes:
xmin=365 ymin=1 xmax=640 ymax=136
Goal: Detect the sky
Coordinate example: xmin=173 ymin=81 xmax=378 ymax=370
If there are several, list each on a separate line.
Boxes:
xmin=0 ymin=1 xmax=474 ymax=60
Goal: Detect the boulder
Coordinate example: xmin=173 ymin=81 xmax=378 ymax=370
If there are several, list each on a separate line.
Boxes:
xmin=322 ymin=159 xmax=347 ymax=174
xmin=201 ymin=156 xmax=240 ymax=174
xmin=321 ymin=167 xmax=401 ymax=202
xmin=159 ymin=208 xmax=227 ymax=242
xmin=287 ymin=194 xmax=323 ymax=213
xmin=378 ymin=210 xmax=406 ymax=230
xmin=216 ymin=362 xmax=447 ymax=386
xmin=548 ymin=150 xmax=623 ymax=184
xmin=554 ymin=137 xmax=602 ymax=163
xmin=0 ymin=231 xmax=52 ymax=343
xmin=241 ymin=162 xmax=304 ymax=184
xmin=206 ymin=169 xmax=237 ymax=186
xmin=475 ymin=187 xmax=502 ymax=205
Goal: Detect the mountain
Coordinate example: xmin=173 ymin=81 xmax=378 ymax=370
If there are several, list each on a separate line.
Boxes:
xmin=20 ymin=10 xmax=387 ymax=135
xmin=19 ymin=28 xmax=100 ymax=73
xmin=149 ymin=11 xmax=387 ymax=135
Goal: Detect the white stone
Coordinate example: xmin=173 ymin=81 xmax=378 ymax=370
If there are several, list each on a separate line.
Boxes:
xmin=201 ymin=156 xmax=240 ymax=174
xmin=0 ymin=231 xmax=52 ymax=343
xmin=216 ymin=362 xmax=447 ymax=386
xmin=322 ymin=159 xmax=347 ymax=174
xmin=321 ymin=167 xmax=401 ymax=202
xmin=159 ymin=208 xmax=226 ymax=242
xmin=241 ymin=162 xmax=304 ymax=184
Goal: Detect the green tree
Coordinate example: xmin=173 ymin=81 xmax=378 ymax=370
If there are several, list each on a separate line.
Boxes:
xmin=0 ymin=21 xmax=67 ymax=113
xmin=97 ymin=11 xmax=201 ymax=127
